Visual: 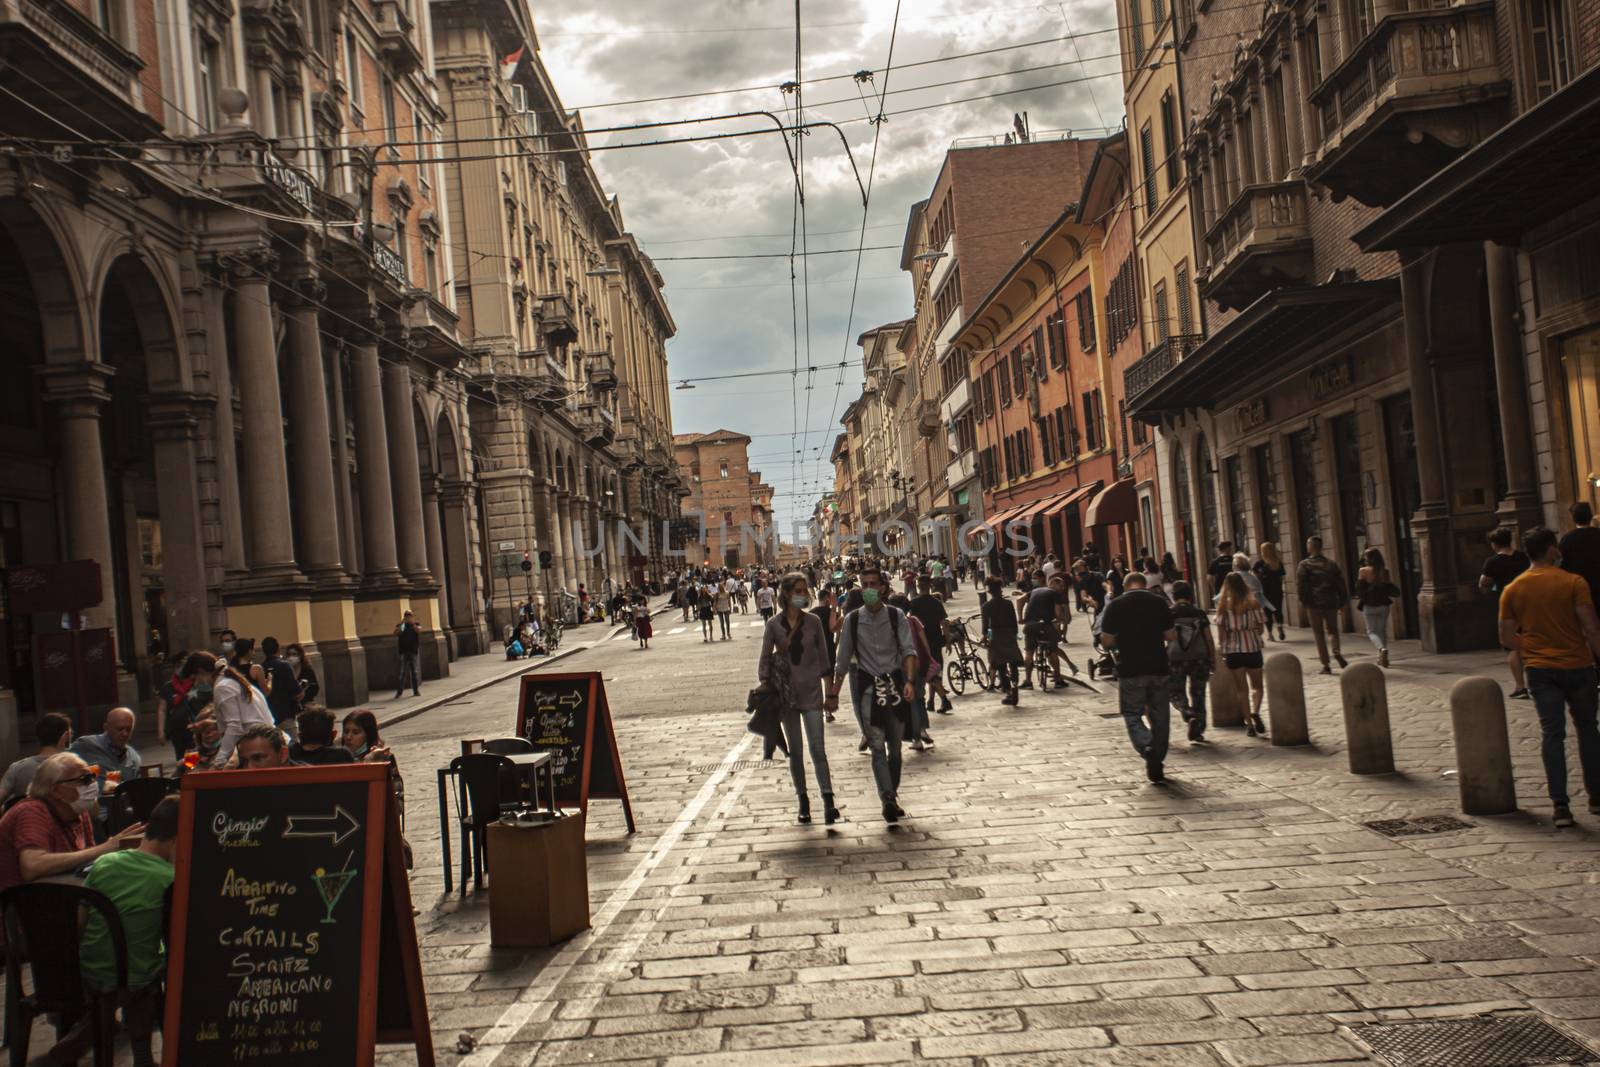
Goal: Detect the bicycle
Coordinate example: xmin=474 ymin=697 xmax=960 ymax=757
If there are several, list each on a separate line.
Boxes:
xmin=942 ymin=616 xmax=995 ymax=695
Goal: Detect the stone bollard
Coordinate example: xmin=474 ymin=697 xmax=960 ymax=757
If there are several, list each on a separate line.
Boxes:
xmin=1340 ymin=662 xmax=1394 ymax=774
xmin=1264 ymin=652 xmax=1309 ymax=746
xmin=1448 ymin=676 xmax=1518 ymax=815
xmin=1209 ymin=648 xmax=1244 ymax=727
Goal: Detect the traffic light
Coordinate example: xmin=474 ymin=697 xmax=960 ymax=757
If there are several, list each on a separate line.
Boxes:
xmin=538 ymin=550 xmax=554 ymax=568
xmin=521 ymin=551 xmax=533 ymax=573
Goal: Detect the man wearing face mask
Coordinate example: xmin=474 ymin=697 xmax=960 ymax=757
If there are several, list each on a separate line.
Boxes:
xmin=0 ymin=752 xmax=143 ymax=893
xmin=830 ymin=566 xmax=918 ymax=823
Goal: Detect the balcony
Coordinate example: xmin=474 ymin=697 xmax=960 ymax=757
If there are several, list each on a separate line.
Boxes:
xmin=1306 ymin=2 xmax=1508 ymax=207
xmin=916 ymin=399 xmax=942 ymax=438
xmin=0 ymin=0 xmax=160 ymax=139
xmin=368 ymin=232 xmax=409 ymax=291
xmin=204 ymin=144 xmax=318 ymax=218
xmin=371 ymin=0 xmax=423 ymax=73
xmin=946 ymin=451 xmax=977 ymax=488
xmin=578 ymin=402 xmax=615 ymax=446
xmin=517 ymin=350 xmax=569 ymax=404
xmin=585 ymin=349 xmax=617 ymax=391
xmin=1199 ymin=182 xmax=1313 ymax=312
xmin=536 ymin=293 xmax=579 ymax=347
xmin=940 ymin=376 xmax=971 ymax=423
xmin=1123 ymin=334 xmax=1203 ymax=407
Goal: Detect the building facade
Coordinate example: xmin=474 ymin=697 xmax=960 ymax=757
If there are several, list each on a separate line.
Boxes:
xmin=1120 ymin=0 xmax=1600 ymax=649
xmin=0 ymin=0 xmax=675 ymax=757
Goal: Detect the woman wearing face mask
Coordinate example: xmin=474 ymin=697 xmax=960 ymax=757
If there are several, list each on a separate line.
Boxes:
xmin=342 ymin=710 xmax=406 ymax=823
xmin=757 ymin=572 xmax=840 ymax=825
xmin=285 ymin=643 xmax=320 ymax=708
xmin=158 ymin=652 xmax=205 ymax=763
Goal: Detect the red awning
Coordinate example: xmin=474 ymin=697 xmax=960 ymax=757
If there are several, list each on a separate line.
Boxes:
xmin=1039 ymin=481 xmax=1101 ymax=522
xmin=982 ymin=501 xmax=1031 ymax=530
xmin=1085 ymin=477 xmax=1140 ymax=527
xmin=1010 ymin=490 xmax=1074 ymax=523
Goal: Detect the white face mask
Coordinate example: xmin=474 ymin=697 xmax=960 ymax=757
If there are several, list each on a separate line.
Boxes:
xmin=73 ymin=781 xmax=100 ymax=813
xmin=287 ymin=655 xmax=302 ymax=667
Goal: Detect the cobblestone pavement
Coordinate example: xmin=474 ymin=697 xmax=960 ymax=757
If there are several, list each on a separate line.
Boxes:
xmin=378 ymin=589 xmax=1600 ymax=1067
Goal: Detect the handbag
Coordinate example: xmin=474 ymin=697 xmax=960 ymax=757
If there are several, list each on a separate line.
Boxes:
xmin=744 ymin=683 xmax=789 ymax=756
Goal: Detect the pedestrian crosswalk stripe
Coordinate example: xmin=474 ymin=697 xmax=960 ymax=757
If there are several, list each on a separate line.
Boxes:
xmin=748 ymin=620 xmax=763 ymax=627
xmin=667 ymin=626 xmax=686 ymax=634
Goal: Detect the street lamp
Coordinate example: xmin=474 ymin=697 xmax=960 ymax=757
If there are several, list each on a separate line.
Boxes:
xmin=912 ymin=251 xmax=947 ymax=263
xmin=586 ymin=266 xmax=621 ymax=278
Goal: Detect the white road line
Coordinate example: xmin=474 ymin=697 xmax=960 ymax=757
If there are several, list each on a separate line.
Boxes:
xmin=667 ymin=626 xmax=686 ymax=634
xmin=748 ymin=620 xmax=764 ymax=627
xmin=459 ymin=733 xmax=755 ymax=1065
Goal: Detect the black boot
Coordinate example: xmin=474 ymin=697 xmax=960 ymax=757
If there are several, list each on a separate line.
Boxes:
xmin=797 ymin=795 xmax=812 ymax=824
xmin=823 ymin=794 xmax=841 ymax=825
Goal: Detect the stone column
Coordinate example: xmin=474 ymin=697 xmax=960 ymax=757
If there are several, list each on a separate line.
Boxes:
xmin=350 ymin=342 xmax=402 ymax=581
xmin=328 ymin=345 xmax=360 ymax=581
xmin=283 ymin=283 xmax=345 ymax=582
xmin=202 ymin=273 xmax=247 ymax=578
xmin=1484 ymin=242 xmax=1541 ymax=529
xmin=38 ymin=364 xmax=119 ymax=633
xmin=422 ymin=476 xmax=449 ymax=646
xmin=382 ymin=356 xmax=447 ymax=679
xmin=229 ymin=260 xmax=302 ymax=583
xmin=1282 ymin=47 xmax=1307 ymax=170
xmin=350 ymin=340 xmax=406 ymax=692
xmin=440 ymin=479 xmax=484 ymax=655
xmin=146 ymin=394 xmax=212 ymax=655
xmin=383 ymin=359 xmax=430 ymax=581
xmin=556 ymin=493 xmax=576 ymax=592
xmin=1251 ymin=80 xmax=1274 ymax=183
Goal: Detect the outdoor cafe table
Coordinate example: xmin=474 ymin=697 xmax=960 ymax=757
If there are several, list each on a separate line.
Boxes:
xmin=436 ymin=750 xmax=556 ymax=893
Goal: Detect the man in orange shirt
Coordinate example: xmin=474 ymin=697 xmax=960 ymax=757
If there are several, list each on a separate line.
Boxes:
xmin=1498 ymin=527 xmax=1600 ymax=828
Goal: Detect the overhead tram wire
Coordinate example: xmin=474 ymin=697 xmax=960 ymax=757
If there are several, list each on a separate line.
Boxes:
xmin=812 ymin=0 xmax=903 ymax=498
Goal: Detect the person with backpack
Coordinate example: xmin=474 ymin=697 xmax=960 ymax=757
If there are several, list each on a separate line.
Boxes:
xmin=982 ymin=575 xmax=1023 ymax=706
xmin=1166 ymin=581 xmax=1214 ymax=743
xmin=828 ymin=566 xmax=917 ymax=823
xmin=1295 ymin=536 xmax=1350 ymax=674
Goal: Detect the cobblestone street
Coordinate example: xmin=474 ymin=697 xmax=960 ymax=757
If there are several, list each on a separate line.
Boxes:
xmin=371 ymin=587 xmax=1600 ymax=1066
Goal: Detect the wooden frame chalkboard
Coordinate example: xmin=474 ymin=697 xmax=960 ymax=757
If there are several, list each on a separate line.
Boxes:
xmin=513 ymin=671 xmax=635 ymax=833
xmin=162 ymin=764 xmax=434 ymax=1066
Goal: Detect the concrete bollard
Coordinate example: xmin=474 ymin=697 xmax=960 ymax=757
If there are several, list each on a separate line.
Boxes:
xmin=1340 ymin=662 xmax=1394 ymax=774
xmin=1209 ymin=648 xmax=1244 ymax=727
xmin=1264 ymin=652 xmax=1309 ymax=746
xmin=1448 ymin=676 xmax=1518 ymax=815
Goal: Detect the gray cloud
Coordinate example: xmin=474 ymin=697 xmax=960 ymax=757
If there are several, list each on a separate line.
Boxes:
xmin=535 ymin=0 xmax=1122 ymax=529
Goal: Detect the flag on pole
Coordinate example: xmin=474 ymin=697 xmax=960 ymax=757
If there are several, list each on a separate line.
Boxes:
xmin=499 ymin=46 xmax=524 ymax=80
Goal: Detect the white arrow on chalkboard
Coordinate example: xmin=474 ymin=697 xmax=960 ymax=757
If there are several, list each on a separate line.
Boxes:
xmin=284 ymin=805 xmax=361 ymax=846
xmin=558 ymin=692 xmax=582 ymax=709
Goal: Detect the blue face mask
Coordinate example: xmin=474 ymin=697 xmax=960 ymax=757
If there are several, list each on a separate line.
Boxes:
xmin=861 ymin=588 xmax=880 ymax=606
xmin=791 ymin=595 xmax=811 ymax=610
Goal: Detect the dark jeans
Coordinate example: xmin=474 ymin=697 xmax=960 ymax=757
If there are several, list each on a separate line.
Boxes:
xmin=849 ymin=672 xmax=905 ymax=800
xmin=1526 ymin=666 xmax=1600 ymax=807
xmin=397 ymin=651 xmax=421 ymax=694
xmin=1118 ymin=674 xmax=1171 ymax=764
xmin=1168 ymin=665 xmax=1209 ymax=731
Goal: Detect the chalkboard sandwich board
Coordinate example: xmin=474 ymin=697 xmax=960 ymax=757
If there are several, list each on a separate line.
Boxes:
xmin=513 ymin=671 xmax=635 ymax=833
xmin=162 ymin=763 xmax=433 ymax=1067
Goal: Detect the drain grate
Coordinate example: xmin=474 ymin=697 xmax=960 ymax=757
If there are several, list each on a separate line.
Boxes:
xmin=1349 ymin=1015 xmax=1595 ymax=1067
xmin=1363 ymin=814 xmax=1476 ymax=837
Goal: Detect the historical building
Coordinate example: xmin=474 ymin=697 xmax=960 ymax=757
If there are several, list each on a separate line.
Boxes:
xmin=1116 ymin=0 xmax=1600 ymax=649
xmin=953 ymin=195 xmax=1138 ymax=565
xmin=673 ymin=430 xmax=773 ymax=569
xmin=0 ymin=0 xmax=675 ymax=756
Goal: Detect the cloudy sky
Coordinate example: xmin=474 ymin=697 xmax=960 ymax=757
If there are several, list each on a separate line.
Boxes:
xmin=532 ymin=0 xmax=1124 ymax=534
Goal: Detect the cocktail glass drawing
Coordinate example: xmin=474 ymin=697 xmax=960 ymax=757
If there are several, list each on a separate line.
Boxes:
xmin=311 ymin=855 xmax=356 ymax=924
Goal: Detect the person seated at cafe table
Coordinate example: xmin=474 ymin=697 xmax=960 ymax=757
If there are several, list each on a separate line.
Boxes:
xmin=0 ymin=712 xmax=73 ymax=804
xmin=234 ymin=724 xmax=299 ymax=769
xmin=70 ymin=707 xmax=142 ymax=827
xmin=36 ymin=796 xmax=178 ymax=1067
xmin=288 ymin=706 xmax=355 ymax=766
xmin=0 ymin=753 xmax=143 ymax=893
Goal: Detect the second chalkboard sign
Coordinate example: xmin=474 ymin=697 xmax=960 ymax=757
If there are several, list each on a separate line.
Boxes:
xmin=514 ymin=671 xmax=635 ymax=832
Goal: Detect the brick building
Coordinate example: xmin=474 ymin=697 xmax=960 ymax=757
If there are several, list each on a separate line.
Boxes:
xmin=674 ymin=430 xmax=772 ymax=569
